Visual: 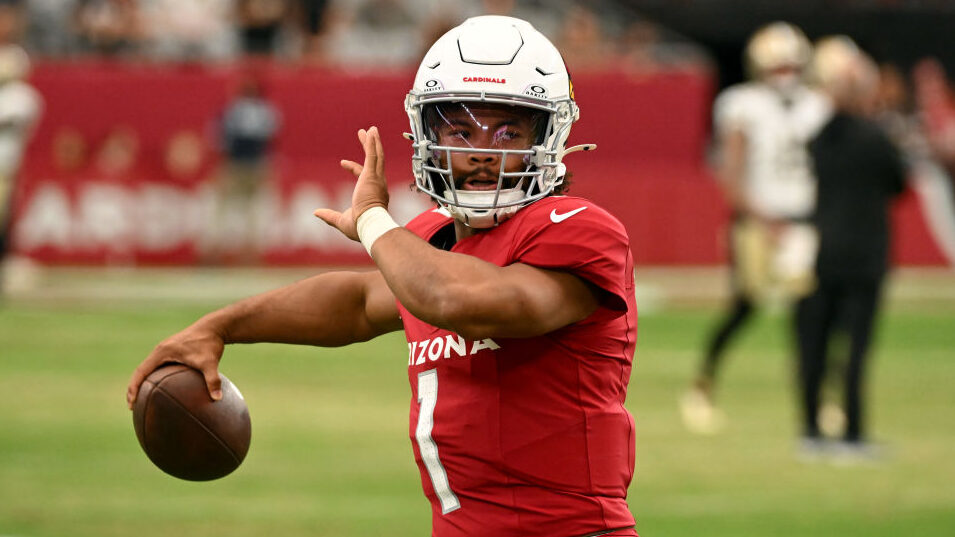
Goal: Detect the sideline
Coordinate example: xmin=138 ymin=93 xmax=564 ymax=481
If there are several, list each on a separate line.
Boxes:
xmin=4 ymin=261 xmax=953 ymax=310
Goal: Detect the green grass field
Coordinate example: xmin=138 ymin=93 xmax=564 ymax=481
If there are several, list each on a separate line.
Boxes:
xmin=1 ymin=268 xmax=954 ymax=536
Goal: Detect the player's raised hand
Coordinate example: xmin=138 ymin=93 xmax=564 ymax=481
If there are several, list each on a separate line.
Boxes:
xmin=126 ymin=325 xmax=226 ymax=409
xmin=314 ymin=126 xmax=391 ymax=241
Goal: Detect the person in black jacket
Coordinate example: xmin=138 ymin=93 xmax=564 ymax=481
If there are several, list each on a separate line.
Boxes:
xmin=797 ymin=37 xmax=907 ymax=459
xmin=681 ymin=22 xmax=831 ymax=435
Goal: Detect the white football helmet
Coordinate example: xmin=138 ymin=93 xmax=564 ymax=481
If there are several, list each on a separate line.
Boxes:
xmin=405 ymin=16 xmax=594 ymax=228
xmin=745 ymin=22 xmax=811 ymax=92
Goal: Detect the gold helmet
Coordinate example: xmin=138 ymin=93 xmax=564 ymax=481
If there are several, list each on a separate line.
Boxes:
xmin=0 ymin=44 xmax=29 ymax=84
xmin=745 ymin=22 xmax=811 ymax=80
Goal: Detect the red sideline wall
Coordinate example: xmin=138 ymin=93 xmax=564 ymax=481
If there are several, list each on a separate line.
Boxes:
xmin=9 ymin=61 xmax=949 ymax=266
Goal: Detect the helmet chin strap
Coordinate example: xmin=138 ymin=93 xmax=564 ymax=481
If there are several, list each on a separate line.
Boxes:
xmin=438 ymin=143 xmax=599 ymax=227
xmin=446 ymin=188 xmax=526 ymax=228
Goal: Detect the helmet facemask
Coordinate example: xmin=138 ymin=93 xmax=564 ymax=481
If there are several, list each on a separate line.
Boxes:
xmin=404 ymin=17 xmax=592 ymax=228
xmin=764 ymin=65 xmax=803 ymax=98
xmin=745 ymin=22 xmax=811 ymax=97
xmin=408 ymin=96 xmax=577 ymax=228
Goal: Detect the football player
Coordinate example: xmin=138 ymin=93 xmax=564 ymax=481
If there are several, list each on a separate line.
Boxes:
xmin=0 ymin=45 xmax=41 ymax=296
xmin=681 ymin=22 xmax=832 ymax=434
xmin=128 ymin=16 xmax=638 ymax=537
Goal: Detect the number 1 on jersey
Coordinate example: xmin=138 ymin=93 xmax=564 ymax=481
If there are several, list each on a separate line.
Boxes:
xmin=416 ymin=369 xmax=461 ymax=514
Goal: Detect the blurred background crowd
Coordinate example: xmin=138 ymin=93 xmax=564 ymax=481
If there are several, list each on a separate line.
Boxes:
xmin=0 ymin=0 xmax=950 ymax=267
xmin=0 ymin=1 xmax=946 ymax=78
xmin=0 ymin=0 xmax=948 ymax=167
xmin=15 ymin=0 xmax=709 ymax=71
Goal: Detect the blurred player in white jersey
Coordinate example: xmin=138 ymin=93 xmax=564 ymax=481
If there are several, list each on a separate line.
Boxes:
xmin=681 ymin=22 xmax=831 ymax=434
xmin=0 ymin=44 xmax=42 ymax=297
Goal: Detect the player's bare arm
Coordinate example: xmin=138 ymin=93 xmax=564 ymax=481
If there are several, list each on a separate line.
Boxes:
xmin=315 ymin=126 xmax=600 ymax=341
xmin=126 ymin=269 xmax=400 ymax=408
xmin=374 ymin=229 xmax=599 ymax=339
xmin=717 ymin=128 xmax=751 ymax=214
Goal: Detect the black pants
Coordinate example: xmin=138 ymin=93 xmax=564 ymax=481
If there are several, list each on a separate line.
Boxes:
xmin=699 ymin=218 xmax=759 ymax=383
xmin=0 ymin=184 xmax=17 ymax=296
xmin=795 ymin=275 xmax=883 ymax=442
xmin=0 ymin=185 xmax=10 ymax=259
xmin=700 ymin=294 xmax=754 ymax=381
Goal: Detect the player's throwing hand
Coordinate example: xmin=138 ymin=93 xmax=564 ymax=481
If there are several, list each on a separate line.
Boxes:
xmin=314 ymin=126 xmax=390 ymax=241
xmin=126 ymin=322 xmax=226 ymax=409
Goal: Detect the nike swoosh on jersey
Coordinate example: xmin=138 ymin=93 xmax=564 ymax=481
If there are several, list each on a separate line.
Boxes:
xmin=550 ymin=206 xmax=588 ymax=223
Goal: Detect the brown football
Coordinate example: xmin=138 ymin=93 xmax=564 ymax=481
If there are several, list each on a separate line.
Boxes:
xmin=132 ymin=364 xmax=251 ymax=481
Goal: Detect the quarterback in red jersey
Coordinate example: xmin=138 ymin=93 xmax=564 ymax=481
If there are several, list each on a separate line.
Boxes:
xmin=397 ymin=197 xmax=636 ymax=536
xmin=127 ymin=16 xmax=637 ymax=537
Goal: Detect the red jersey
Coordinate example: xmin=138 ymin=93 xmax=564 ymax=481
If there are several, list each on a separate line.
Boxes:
xmin=399 ymin=196 xmax=638 ymax=537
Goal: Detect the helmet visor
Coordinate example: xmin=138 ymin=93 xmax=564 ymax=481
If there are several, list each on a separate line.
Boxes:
xmin=422 ymin=102 xmax=549 ymax=150
xmin=420 ymin=102 xmax=549 ymax=200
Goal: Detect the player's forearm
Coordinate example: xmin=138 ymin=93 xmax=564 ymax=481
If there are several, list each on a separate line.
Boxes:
xmin=719 ymin=176 xmax=746 ymax=213
xmin=717 ymin=129 xmax=751 ymax=214
xmin=196 ymin=271 xmax=390 ymax=347
xmin=370 ymin=229 xmax=519 ymax=338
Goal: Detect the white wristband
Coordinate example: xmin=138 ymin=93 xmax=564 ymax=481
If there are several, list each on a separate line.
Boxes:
xmin=356 ymin=206 xmax=399 ymax=255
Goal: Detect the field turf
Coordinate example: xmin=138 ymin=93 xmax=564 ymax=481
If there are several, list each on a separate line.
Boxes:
xmin=1 ymin=268 xmax=953 ymax=536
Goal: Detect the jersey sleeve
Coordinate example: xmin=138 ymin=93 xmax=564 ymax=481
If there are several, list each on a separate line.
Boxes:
xmin=510 ymin=203 xmax=632 ymax=311
xmin=403 ymin=207 xmax=451 ymax=240
xmin=712 ymin=86 xmax=749 ymax=136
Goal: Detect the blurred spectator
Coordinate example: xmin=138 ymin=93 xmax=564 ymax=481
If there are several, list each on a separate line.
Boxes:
xmin=479 ymin=0 xmax=515 ymax=15
xmin=209 ymin=74 xmax=280 ymax=264
xmin=25 ymin=0 xmax=80 ymax=56
xmin=617 ymin=19 xmax=711 ymax=74
xmin=236 ymin=0 xmax=287 ymax=56
xmin=556 ymin=3 xmax=614 ymax=71
xmin=356 ymin=0 xmax=414 ymax=29
xmin=874 ymin=63 xmax=924 ymax=155
xmin=324 ymin=0 xmax=421 ymax=66
xmin=19 ymin=0 xmax=720 ymax=69
xmin=0 ymin=44 xmax=41 ymax=295
xmin=289 ymin=0 xmax=331 ymax=63
xmin=797 ymin=36 xmax=907 ymax=460
xmin=143 ymin=0 xmax=236 ymax=61
xmin=73 ymin=0 xmax=145 ymax=57
xmin=877 ymin=61 xmax=955 ymax=267
xmin=0 ymin=0 xmax=24 ymax=44
xmin=680 ymin=22 xmax=832 ymax=435
xmin=417 ymin=12 xmax=458 ymax=63
xmin=455 ymin=0 xmax=565 ymax=40
xmin=913 ymin=58 xmax=955 ymax=169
